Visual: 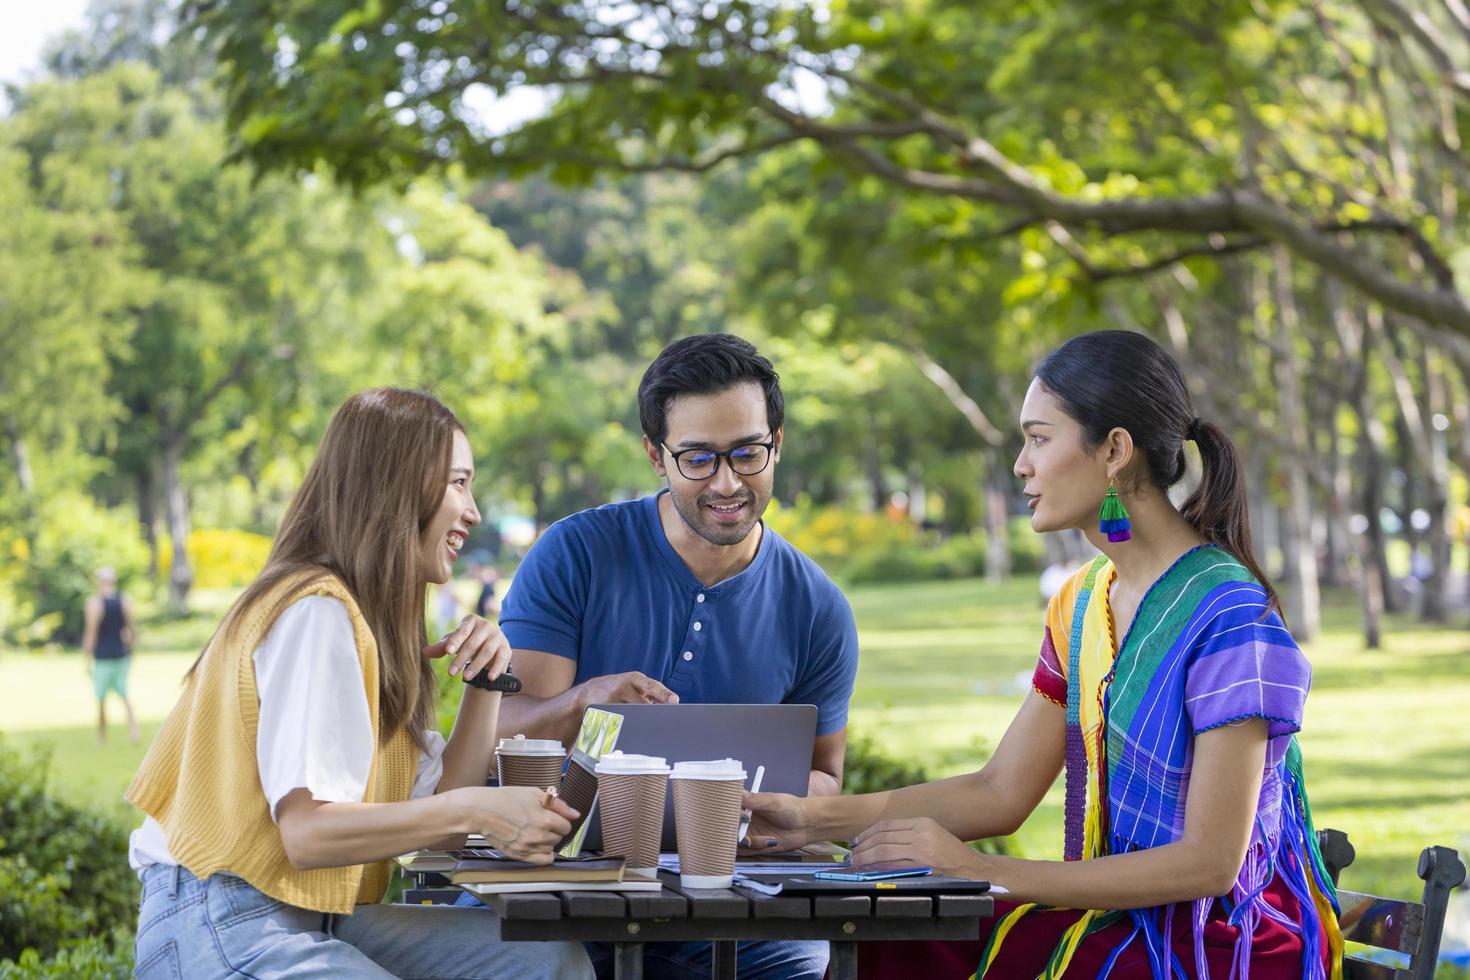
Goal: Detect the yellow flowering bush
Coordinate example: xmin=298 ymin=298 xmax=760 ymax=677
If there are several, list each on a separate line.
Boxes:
xmin=158 ymin=528 xmax=274 ymax=591
xmin=764 ymin=498 xmax=917 ymax=573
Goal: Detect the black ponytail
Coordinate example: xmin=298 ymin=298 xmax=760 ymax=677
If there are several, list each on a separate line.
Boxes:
xmin=1036 ymin=331 xmax=1280 ymax=615
xmin=1181 ymin=419 xmax=1280 ymax=615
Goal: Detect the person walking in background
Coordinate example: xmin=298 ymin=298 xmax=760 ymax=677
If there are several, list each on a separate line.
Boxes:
xmin=435 ymin=578 xmax=460 ymax=636
xmin=82 ymin=566 xmax=139 ymax=745
xmin=474 ymin=563 xmax=502 ymax=619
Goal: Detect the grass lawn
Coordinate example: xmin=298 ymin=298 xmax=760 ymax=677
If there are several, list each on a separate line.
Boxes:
xmin=3 ymin=577 xmax=1467 ymax=902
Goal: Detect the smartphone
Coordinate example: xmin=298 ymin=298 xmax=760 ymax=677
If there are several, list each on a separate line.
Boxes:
xmin=812 ymin=867 xmax=932 ymax=882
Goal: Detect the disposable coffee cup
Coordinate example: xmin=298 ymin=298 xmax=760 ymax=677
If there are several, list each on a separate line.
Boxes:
xmin=595 ymin=752 xmax=671 ymax=874
xmin=670 ymin=758 xmax=747 ymax=889
xmin=496 ymin=734 xmax=565 ymax=788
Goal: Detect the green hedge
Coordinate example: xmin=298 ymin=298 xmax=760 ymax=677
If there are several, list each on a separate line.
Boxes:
xmin=0 ymin=742 xmax=135 ymax=975
xmin=1 ymin=493 xmax=150 ymax=647
xmin=843 ymin=734 xmax=1009 ymax=856
xmin=0 ymin=930 xmax=131 ymax=980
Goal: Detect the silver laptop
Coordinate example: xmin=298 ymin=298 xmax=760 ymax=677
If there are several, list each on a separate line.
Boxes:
xmin=579 ymin=703 xmax=818 ymax=851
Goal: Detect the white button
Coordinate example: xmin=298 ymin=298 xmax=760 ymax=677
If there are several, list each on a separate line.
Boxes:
xmin=682 ymin=651 xmax=694 ymax=662
xmin=693 ymin=622 xmax=702 ymax=632
xmin=696 ymin=594 xmax=706 ymax=603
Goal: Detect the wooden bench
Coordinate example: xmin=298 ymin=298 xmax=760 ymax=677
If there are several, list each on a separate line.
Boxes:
xmin=1317 ymin=828 xmax=1466 ymax=979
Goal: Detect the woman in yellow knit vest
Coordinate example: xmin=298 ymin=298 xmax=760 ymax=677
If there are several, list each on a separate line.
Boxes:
xmin=126 ymin=388 xmax=593 ymax=978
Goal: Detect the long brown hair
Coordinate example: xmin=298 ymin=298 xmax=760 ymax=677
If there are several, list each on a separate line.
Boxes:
xmin=193 ymin=388 xmax=461 ymax=747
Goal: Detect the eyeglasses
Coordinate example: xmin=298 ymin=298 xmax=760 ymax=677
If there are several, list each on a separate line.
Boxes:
xmin=661 ymin=440 xmax=776 ymax=481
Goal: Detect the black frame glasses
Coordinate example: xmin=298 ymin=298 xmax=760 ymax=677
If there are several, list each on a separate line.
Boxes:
xmin=661 ymin=440 xmax=777 ymax=480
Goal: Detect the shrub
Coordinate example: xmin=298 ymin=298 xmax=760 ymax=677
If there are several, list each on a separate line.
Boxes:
xmin=1007 ymin=516 xmax=1045 ymax=574
xmin=0 ymin=742 xmax=136 ymax=964
xmin=764 ymin=500 xmax=916 ymax=573
xmin=846 ymin=533 xmax=990 ymax=585
xmin=842 ymin=734 xmax=1008 ymax=856
xmin=2 ymin=494 xmax=150 ymax=646
xmin=158 ymin=527 xmax=273 ymax=591
xmin=842 ymin=733 xmax=933 ymax=796
xmin=0 ymin=928 xmax=131 ymax=979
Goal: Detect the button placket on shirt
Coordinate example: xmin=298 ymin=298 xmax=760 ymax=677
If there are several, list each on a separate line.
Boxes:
xmin=671 ymin=591 xmax=709 ymax=680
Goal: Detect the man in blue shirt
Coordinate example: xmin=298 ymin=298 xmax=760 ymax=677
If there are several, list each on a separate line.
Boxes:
xmin=495 ymin=333 xmax=859 ymax=979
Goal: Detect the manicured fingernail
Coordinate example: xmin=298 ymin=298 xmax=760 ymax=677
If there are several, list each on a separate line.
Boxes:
xmin=449 ymin=664 xmax=460 ymax=675
xmin=447 ymin=644 xmax=458 ymax=654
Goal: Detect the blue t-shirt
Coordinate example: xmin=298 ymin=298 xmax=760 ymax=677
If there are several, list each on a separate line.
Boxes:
xmin=500 ymin=491 xmax=859 ymax=736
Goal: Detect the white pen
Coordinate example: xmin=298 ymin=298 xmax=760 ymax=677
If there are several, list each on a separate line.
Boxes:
xmin=737 ymin=764 xmax=766 ymax=844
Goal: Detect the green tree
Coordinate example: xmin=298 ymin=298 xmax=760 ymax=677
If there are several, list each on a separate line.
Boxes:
xmin=197 ymin=0 xmax=1470 ymax=339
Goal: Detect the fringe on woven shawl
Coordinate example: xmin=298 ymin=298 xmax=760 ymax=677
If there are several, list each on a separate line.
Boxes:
xmin=972 ymin=902 xmax=1040 ymax=979
xmin=1282 ymin=744 xmax=1344 ymax=980
xmin=971 ymin=905 xmax=1127 ymax=980
xmin=1104 ymin=801 xmax=1342 ymax=980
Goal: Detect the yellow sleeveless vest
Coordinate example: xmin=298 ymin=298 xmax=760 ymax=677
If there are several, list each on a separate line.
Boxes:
xmin=126 ymin=571 xmax=419 ymax=915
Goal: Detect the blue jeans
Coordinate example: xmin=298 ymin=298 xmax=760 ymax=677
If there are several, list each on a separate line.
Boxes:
xmin=453 ymin=890 xmax=827 ymax=979
xmin=135 ymin=864 xmax=592 ymax=979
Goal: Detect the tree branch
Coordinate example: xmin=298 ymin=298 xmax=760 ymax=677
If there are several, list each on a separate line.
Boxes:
xmin=1362 ymin=0 xmax=1470 ymax=101
xmin=1081 ymin=235 xmax=1271 ymax=281
xmin=907 ymin=348 xmax=1004 ymax=447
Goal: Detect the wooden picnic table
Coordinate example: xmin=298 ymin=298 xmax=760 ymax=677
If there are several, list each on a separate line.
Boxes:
xmin=472 ymin=870 xmax=993 ymax=980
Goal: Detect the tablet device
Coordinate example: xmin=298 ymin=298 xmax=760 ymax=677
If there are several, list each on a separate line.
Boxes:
xmin=581 ymin=703 xmax=817 ymax=851
xmin=742 ymin=872 xmax=991 ymax=895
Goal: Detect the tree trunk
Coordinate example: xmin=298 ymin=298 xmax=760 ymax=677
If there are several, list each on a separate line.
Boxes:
xmin=531 ymin=458 xmax=550 ymax=532
xmin=1309 ymin=359 xmax=1351 ymax=590
xmin=1329 ymin=281 xmax=1392 ymax=645
xmin=983 ymin=459 xmax=1011 ymax=584
xmin=1375 ymin=312 xmax=1449 ymax=620
xmin=864 ymin=425 xmax=886 ymax=514
xmin=136 ymin=467 xmax=160 ymax=578
xmin=161 ymin=434 xmax=193 ymax=615
xmin=4 ymin=413 xmax=34 ymax=495
xmin=1246 ymin=442 xmax=1273 ymax=577
xmin=1451 ymin=360 xmax=1470 ymax=615
xmin=1419 ymin=354 xmax=1452 ymax=622
xmin=1358 ymin=531 xmax=1385 ymax=649
xmin=906 ymin=463 xmax=926 ymax=527
xmin=1265 ymin=251 xmax=1321 ymax=640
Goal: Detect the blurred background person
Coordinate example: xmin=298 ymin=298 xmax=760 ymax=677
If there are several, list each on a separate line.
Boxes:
xmin=82 ymin=566 xmax=139 ymax=745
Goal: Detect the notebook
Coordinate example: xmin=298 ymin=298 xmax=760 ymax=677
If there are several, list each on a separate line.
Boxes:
xmin=737 ymin=872 xmax=992 ymax=895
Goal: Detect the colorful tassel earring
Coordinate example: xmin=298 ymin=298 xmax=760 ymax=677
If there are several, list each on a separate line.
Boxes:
xmin=1099 ymin=482 xmax=1132 ymax=542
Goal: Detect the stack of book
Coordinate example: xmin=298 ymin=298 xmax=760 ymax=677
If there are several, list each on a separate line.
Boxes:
xmin=398 ymin=851 xmax=662 ymax=896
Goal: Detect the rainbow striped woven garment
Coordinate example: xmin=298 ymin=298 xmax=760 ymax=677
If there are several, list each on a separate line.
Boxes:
xmin=982 ymin=545 xmax=1344 ymax=979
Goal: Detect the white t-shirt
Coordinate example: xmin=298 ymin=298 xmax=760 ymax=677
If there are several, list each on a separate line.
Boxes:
xmin=128 ymin=596 xmax=446 ymax=876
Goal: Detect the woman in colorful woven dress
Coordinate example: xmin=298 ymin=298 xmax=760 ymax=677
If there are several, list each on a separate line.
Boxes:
xmin=126 ymin=388 xmax=592 ymax=979
xmin=746 ymin=331 xmax=1342 ymax=979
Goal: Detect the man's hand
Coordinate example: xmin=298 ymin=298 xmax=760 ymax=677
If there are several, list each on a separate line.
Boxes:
xmin=849 ymin=817 xmax=987 ymax=878
xmin=574 ymin=671 xmax=679 ymax=709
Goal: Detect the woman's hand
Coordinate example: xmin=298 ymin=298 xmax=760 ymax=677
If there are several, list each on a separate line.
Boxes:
xmin=423 ymin=614 xmax=511 ymax=685
xmin=450 ymin=786 xmax=579 ymax=863
xmin=742 ymin=791 xmax=816 ymax=851
xmin=850 ymin=817 xmax=988 ymax=879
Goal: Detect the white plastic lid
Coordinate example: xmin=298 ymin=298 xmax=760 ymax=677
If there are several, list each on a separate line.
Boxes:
xmin=669 ymin=758 xmax=746 ymax=781
xmin=595 ymin=751 xmax=671 ymax=775
xmin=495 ymin=734 xmax=565 ymax=756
